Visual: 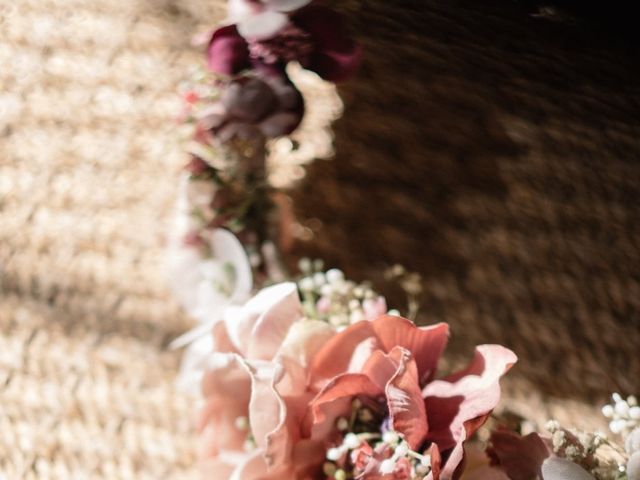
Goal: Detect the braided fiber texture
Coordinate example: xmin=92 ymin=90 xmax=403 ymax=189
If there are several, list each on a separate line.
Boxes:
xmin=1 ymin=0 xmax=637 ymax=477
xmin=291 ymin=0 xmax=640 ymax=412
xmin=0 ymin=0 xmax=222 ymax=477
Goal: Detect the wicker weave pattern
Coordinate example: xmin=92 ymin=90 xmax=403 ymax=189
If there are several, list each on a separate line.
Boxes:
xmin=292 ymin=0 xmax=640 ymax=417
xmin=0 ymin=1 xmax=226 ymax=477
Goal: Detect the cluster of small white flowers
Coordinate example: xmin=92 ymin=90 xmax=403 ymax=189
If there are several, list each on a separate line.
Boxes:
xmin=603 ymin=394 xmax=640 ymax=436
xmin=377 ymin=431 xmax=432 ymax=479
xmin=297 ymin=258 xmax=387 ymax=327
xmin=545 ymin=420 xmax=620 ymax=479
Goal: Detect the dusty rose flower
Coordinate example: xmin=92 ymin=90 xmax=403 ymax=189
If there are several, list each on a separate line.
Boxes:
xmin=208 ymin=4 xmax=361 ymax=82
xmin=195 ymin=282 xmax=336 ymax=478
xmin=300 ymin=315 xmax=517 ymax=479
xmin=198 ymin=73 xmax=303 ymax=142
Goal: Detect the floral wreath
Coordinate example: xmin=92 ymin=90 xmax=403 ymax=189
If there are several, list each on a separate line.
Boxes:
xmin=167 ymin=1 xmax=640 ymax=479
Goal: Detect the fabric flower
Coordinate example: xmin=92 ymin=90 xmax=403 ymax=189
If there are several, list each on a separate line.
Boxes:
xmin=208 ymin=4 xmax=361 ymax=82
xmin=302 ymin=315 xmax=517 ymax=479
xmin=198 ymin=73 xmax=303 ymax=141
xmin=196 ymin=282 xmax=337 ymax=478
xmin=168 ymin=226 xmax=253 ymax=324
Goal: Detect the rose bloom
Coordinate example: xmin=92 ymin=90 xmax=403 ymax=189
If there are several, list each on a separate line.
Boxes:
xmin=196 ymin=282 xmax=336 ymax=479
xmin=197 ymin=284 xmax=516 ymax=479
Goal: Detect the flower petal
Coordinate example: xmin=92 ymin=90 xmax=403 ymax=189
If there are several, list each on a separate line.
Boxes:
xmin=541 ymin=457 xmax=596 ymax=480
xmin=292 ymin=6 xmax=362 ymax=82
xmin=628 ymin=451 xmax=640 ymax=480
xmin=239 ymin=359 xmax=291 ymax=466
xmin=246 ymin=282 xmax=303 ymax=360
xmin=371 ymin=316 xmax=449 ymax=384
xmin=309 ymin=373 xmax=383 ymax=440
xmin=211 ymin=228 xmax=253 ymax=304
xmin=487 ymin=430 xmax=551 ymax=480
xmin=310 ymin=316 xmax=449 ymax=390
xmin=383 ymin=347 xmax=428 ymax=450
xmin=423 ymin=345 xmax=517 ymax=479
xmin=208 ymin=25 xmax=251 ymax=75
xmin=238 ymin=10 xmax=289 ymax=40
xmin=264 ymin=0 xmax=311 ymax=13
xmin=223 ymin=282 xmax=302 ymax=358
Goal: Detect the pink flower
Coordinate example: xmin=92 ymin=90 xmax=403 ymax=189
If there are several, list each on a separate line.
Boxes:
xmin=198 ymin=73 xmax=303 ymax=142
xmin=304 ymin=315 xmax=517 ymax=479
xmin=196 ymin=282 xmax=336 ymax=478
xmin=208 ymin=4 xmax=361 ymax=82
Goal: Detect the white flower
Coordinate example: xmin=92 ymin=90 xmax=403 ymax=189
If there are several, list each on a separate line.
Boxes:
xmin=168 ymin=228 xmax=253 ymax=323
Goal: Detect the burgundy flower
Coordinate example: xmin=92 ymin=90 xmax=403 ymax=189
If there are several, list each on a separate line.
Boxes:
xmin=208 ymin=5 xmax=361 ymax=82
xmin=198 ymin=73 xmax=304 ymax=142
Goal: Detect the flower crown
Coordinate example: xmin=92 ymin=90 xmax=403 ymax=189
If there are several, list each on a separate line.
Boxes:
xmin=167 ymin=2 xmax=639 ymax=479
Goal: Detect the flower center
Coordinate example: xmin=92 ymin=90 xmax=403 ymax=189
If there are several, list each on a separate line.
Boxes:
xmin=323 ymin=399 xmax=433 ymax=479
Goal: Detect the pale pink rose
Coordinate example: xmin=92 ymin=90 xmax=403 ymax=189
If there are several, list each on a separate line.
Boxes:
xmin=196 ymin=282 xmax=336 ymax=479
xmin=299 ymin=315 xmax=517 ymax=480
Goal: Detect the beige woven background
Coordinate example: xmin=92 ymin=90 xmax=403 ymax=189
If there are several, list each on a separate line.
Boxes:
xmin=1 ymin=0 xmax=637 ymax=478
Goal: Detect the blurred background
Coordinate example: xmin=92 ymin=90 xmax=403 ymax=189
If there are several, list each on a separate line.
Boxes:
xmin=1 ymin=0 xmax=639 ymax=478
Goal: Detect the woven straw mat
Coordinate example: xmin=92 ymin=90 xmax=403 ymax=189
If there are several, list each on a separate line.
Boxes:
xmin=1 ymin=0 xmax=637 ymax=478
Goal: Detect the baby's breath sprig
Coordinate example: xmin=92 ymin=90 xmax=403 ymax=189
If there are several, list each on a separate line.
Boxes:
xmin=296 ymin=258 xmax=387 ymax=328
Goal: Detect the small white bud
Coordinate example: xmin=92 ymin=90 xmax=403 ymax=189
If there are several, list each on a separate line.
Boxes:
xmin=383 ymin=431 xmax=399 ymax=445
xmin=616 ymin=400 xmax=630 ymax=417
xmin=334 ymin=470 xmax=347 ymax=480
xmin=298 ymin=257 xmax=312 ymax=273
xmin=313 ymin=272 xmax=326 ymax=286
xmin=379 ymin=459 xmax=396 ymax=474
xmin=234 ymin=416 xmax=249 ymax=431
xmin=629 ymin=406 xmax=640 ymax=420
xmin=395 ymin=442 xmax=409 ymax=457
xmin=628 ymin=396 xmax=638 ymax=407
xmin=336 ymin=417 xmax=349 ymax=432
xmin=326 ymin=268 xmax=344 ymax=284
xmin=610 ymin=419 xmax=626 ymax=434
xmin=299 ymin=277 xmax=314 ymax=291
xmin=326 ymin=447 xmax=342 ymax=461
xmin=602 ymin=405 xmax=615 ymax=418
xmin=344 ymin=433 xmax=360 ymax=450
xmin=387 ymin=309 xmax=401 ymax=316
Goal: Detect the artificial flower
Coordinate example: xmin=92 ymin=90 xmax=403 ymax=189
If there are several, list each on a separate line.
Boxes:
xmin=196 ymin=282 xmax=337 ymax=478
xmin=167 ymin=226 xmax=253 ymax=324
xmin=208 ymin=4 xmax=361 ymax=82
xmin=198 ymin=73 xmax=303 ymax=141
xmin=301 ymin=315 xmax=517 ymax=479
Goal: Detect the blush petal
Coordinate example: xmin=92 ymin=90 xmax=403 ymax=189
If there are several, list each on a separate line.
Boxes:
xmin=423 ymin=345 xmax=517 ymax=478
xmin=384 ymin=347 xmax=428 ymax=450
